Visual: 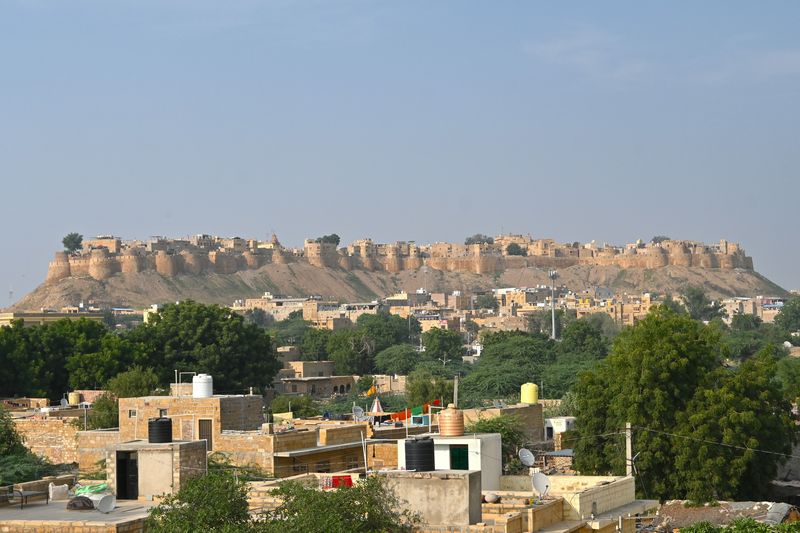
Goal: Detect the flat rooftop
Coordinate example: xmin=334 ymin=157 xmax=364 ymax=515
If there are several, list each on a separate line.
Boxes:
xmin=0 ymin=498 xmax=152 ymax=524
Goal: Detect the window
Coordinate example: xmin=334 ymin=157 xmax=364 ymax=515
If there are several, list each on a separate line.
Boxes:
xmin=346 ymin=384 xmax=351 ymax=392
xmin=291 ymin=384 xmax=297 ymax=393
xmin=128 ymin=409 xmax=137 ymax=418
xmin=346 ymin=455 xmax=359 ymax=469
xmin=318 ymin=371 xmax=323 ymax=377
xmin=159 ymin=408 xmax=168 ymax=417
xmin=316 ymin=460 xmax=331 ymax=473
xmin=292 ymin=463 xmax=309 ymax=474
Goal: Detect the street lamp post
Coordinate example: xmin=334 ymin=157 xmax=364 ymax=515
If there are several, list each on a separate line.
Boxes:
xmin=548 ymin=269 xmax=558 ymax=340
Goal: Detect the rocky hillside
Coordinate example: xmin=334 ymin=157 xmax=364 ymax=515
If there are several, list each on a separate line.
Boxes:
xmin=10 ymin=262 xmax=787 ymax=311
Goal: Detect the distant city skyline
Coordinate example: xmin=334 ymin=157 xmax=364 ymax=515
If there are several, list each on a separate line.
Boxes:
xmin=2 ymin=1 xmax=799 ymax=306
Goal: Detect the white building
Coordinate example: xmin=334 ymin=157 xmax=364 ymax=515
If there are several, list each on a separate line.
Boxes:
xmin=397 ymin=433 xmax=502 ymax=491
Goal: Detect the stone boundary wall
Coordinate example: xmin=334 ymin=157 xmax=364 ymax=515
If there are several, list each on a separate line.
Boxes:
xmin=76 ymin=429 xmax=121 ymax=473
xmin=13 ymin=418 xmax=79 ymax=464
xmin=0 ymin=518 xmax=145 ymax=533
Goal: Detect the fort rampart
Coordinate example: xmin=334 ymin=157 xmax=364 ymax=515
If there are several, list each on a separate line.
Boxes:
xmin=46 ymin=235 xmax=754 ymax=283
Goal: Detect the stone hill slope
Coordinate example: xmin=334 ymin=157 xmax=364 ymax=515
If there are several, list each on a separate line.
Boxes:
xmin=11 ymin=263 xmax=787 ymax=311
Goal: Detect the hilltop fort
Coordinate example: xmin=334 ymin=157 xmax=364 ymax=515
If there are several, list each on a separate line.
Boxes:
xmin=46 ymin=233 xmax=754 ymax=283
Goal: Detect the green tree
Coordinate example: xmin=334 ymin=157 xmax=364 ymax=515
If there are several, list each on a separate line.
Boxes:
xmin=0 ymin=321 xmax=37 ymax=397
xmin=526 ymin=309 xmax=575 ymax=338
xmin=465 ymin=415 xmax=525 ymax=471
xmin=775 ymin=298 xmax=800 ymax=333
xmin=146 ymin=471 xmax=251 ymax=533
xmin=661 ymin=293 xmax=687 ymax=315
xmin=242 ymin=308 xmax=273 ymax=328
xmin=421 ymin=328 xmax=463 ymax=365
xmin=270 ymin=312 xmax=310 ymax=346
xmin=0 ymin=408 xmax=62 ymax=485
xmin=0 ymin=406 xmax=26 ymax=456
xmin=270 ymin=394 xmax=318 ymax=418
xmin=356 ymin=312 xmax=417 ymax=353
xmin=460 ymin=332 xmax=557 ymax=402
xmin=474 ymin=294 xmax=498 ymax=311
xmin=84 ymin=393 xmax=120 ymax=429
xmin=300 ymin=328 xmax=331 ymax=361
xmin=775 ymin=355 xmax=800 ymax=400
xmin=406 ymin=369 xmax=453 ymax=406
xmin=263 ymin=475 xmax=418 ymax=532
xmin=375 ymin=344 xmax=421 ymax=375
xmin=675 ymin=349 xmax=795 ymax=501
xmin=681 ymin=286 xmax=726 ymax=321
xmin=107 ymin=366 xmax=161 ymax=397
xmin=650 ymin=235 xmax=670 ymax=244
xmin=558 ymin=319 xmax=608 ymax=358
xmin=464 ymin=234 xmax=494 ymax=245
xmin=66 ymin=334 xmax=140 ymax=390
xmin=21 ymin=318 xmax=112 ymax=399
xmin=573 ymin=306 xmax=795 ymax=502
xmin=126 ymin=301 xmax=279 ymax=393
xmin=327 ymin=330 xmax=375 ymax=374
xmin=731 ymin=314 xmax=763 ymax=332
xmin=506 ymin=243 xmax=526 ymax=256
xmin=62 ymin=232 xmax=83 ymax=253
xmin=316 ymin=233 xmax=341 ymax=246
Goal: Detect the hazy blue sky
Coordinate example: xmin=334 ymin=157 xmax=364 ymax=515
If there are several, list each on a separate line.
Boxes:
xmin=2 ymin=1 xmax=799 ymax=305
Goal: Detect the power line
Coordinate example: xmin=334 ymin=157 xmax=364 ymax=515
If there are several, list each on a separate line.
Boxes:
xmin=631 ymin=425 xmax=796 ymax=460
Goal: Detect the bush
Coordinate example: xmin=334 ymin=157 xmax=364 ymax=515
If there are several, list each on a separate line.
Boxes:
xmin=262 ymin=475 xmax=419 ymax=532
xmin=146 ymin=471 xmax=251 ymax=533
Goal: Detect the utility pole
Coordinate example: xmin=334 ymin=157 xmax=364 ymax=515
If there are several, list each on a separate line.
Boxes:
xmin=453 ymin=374 xmax=459 ymax=408
xmin=625 ymin=422 xmax=633 ymax=476
xmin=549 ymin=269 xmax=558 ymax=340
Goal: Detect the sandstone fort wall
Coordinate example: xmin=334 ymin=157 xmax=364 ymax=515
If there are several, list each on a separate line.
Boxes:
xmin=46 ymin=236 xmax=754 ymax=283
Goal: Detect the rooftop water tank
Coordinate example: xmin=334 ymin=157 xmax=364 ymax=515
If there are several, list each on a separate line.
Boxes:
xmin=192 ymin=374 xmax=213 ymax=398
xmin=439 ymin=403 xmax=465 ymax=437
xmin=521 ymin=383 xmax=539 ymax=405
xmin=68 ymin=392 xmax=81 ymax=406
xmin=405 ymin=437 xmax=435 ymax=472
xmin=148 ymin=417 xmax=172 ymax=443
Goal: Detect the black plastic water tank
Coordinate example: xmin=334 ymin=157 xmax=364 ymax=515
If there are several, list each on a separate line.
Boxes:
xmin=148 ymin=417 xmax=172 ymax=443
xmin=405 ymin=436 xmax=435 ymax=472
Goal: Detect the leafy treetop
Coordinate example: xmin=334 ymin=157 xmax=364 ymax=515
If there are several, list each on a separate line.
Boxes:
xmin=506 ymin=243 xmax=526 ymax=256
xmin=315 ymin=234 xmax=341 ymax=246
xmin=572 ymin=306 xmax=795 ymax=502
xmin=464 ymin=234 xmax=494 ymax=245
xmin=62 ymin=232 xmax=83 ymax=253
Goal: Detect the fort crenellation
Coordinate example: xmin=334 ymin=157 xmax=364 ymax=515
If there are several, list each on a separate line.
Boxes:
xmin=46 ymin=233 xmax=754 ymax=283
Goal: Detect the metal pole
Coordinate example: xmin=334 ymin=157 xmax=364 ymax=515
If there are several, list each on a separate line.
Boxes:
xmin=551 ymin=284 xmax=556 ymax=339
xmin=625 ymin=422 xmax=633 ymax=476
xmin=453 ymin=375 xmax=459 ymax=408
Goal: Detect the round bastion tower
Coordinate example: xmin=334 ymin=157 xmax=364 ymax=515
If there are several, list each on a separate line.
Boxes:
xmin=46 ymin=251 xmax=72 ymax=282
xmin=88 ymin=248 xmax=117 ymax=280
xmin=155 ymin=250 xmax=179 ymax=277
xmin=120 ymin=250 xmax=143 ymax=274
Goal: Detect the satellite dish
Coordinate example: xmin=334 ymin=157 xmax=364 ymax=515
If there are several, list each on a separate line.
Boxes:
xmin=518 ymin=448 xmax=536 ymax=467
xmin=352 ymin=406 xmax=368 ymax=422
xmin=532 ymin=472 xmax=550 ymax=498
xmin=88 ymin=494 xmax=115 ymax=513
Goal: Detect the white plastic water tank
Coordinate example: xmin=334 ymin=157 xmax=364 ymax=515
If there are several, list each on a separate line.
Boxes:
xmin=192 ymin=374 xmax=213 ymax=398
